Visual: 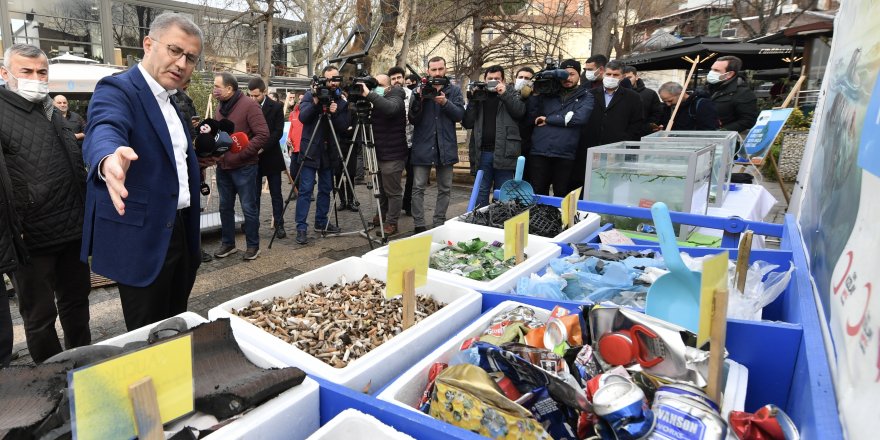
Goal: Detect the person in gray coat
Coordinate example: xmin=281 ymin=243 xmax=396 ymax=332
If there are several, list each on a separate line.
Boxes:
xmin=409 ymin=56 xmax=465 ymax=232
xmin=462 ymin=65 xmax=526 ymax=208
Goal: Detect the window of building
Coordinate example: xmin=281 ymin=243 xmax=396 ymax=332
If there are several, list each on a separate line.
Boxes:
xmin=8 ymin=0 xmax=104 ymax=61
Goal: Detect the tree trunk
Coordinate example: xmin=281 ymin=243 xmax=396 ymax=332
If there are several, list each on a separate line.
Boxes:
xmin=262 ymin=1 xmax=274 ymax=84
xmin=470 ymin=13 xmax=482 ymax=81
xmin=589 ymin=0 xmax=618 ymax=57
xmin=396 ymin=0 xmax=417 ymax=68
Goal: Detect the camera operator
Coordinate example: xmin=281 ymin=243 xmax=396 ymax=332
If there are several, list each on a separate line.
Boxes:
xmin=294 ymin=65 xmax=350 ymax=245
xmin=462 ymin=65 xmax=525 ymax=207
xmin=409 ymin=56 xmax=465 ymax=232
xmin=389 ymin=67 xmax=415 ymax=217
xmin=526 ymin=59 xmax=593 ymax=196
xmin=353 ymin=73 xmax=406 ymax=236
xmin=514 ymin=67 xmax=535 ymax=182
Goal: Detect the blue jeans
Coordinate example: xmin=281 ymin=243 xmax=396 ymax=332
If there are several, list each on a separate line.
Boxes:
xmin=296 ymin=165 xmax=333 ymax=231
xmin=256 ymin=172 xmax=284 ymax=228
xmin=476 ymin=151 xmax=515 ymax=208
xmin=217 ymin=165 xmax=260 ymax=249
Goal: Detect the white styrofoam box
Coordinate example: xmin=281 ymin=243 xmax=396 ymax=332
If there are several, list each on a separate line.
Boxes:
xmin=306 ymin=409 xmax=416 ymax=440
xmin=98 ymin=312 xmax=321 ymax=440
xmin=207 ymin=256 xmax=483 ymax=392
xmin=362 ymin=222 xmax=562 ymax=292
xmin=446 ymin=206 xmax=602 ymax=244
xmin=378 ymin=301 xmax=553 ymax=414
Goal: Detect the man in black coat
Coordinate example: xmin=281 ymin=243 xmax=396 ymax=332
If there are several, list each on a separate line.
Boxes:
xmin=248 ymin=77 xmax=287 ymax=239
xmin=657 ymin=82 xmax=720 ymax=131
xmin=707 ymin=55 xmax=759 ymax=133
xmin=0 ymin=44 xmax=91 ymax=363
xmin=574 ymin=60 xmax=647 ymax=193
xmin=623 ymin=66 xmax=663 ymax=128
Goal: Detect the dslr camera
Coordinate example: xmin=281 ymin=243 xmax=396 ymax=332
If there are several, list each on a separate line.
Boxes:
xmin=533 ymin=57 xmax=569 ymax=96
xmin=468 ymin=80 xmax=500 ymax=102
xmin=312 ymin=75 xmax=341 ymax=107
xmin=419 ymin=75 xmax=450 ymax=100
xmin=345 ymin=62 xmax=378 ymax=103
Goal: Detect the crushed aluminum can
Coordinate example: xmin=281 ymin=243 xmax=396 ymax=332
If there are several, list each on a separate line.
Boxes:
xmin=593 ymin=380 xmax=655 ymax=440
xmin=544 ymin=313 xmax=584 ymax=348
xmin=489 ymin=305 xmax=545 ymax=329
xmin=650 ymin=394 xmax=727 ymax=439
xmin=654 ymin=383 xmax=719 ymax=413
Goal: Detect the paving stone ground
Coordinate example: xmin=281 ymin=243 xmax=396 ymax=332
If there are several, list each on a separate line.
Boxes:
xmin=5 ymin=174 xmax=791 ymax=365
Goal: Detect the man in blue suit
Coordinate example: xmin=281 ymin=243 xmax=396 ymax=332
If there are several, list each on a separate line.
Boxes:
xmin=82 ymin=13 xmax=203 ymax=331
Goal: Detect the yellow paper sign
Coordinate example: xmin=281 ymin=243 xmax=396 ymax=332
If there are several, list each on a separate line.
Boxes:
xmin=561 ymin=187 xmax=582 ymax=228
xmin=504 ymin=210 xmax=530 ymax=260
xmin=697 ymin=252 xmax=729 ymax=347
xmin=386 ymin=234 xmax=433 ymax=298
xmin=70 ymin=335 xmax=194 ymax=440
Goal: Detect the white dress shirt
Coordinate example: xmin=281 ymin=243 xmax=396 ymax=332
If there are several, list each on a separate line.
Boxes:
xmin=137 ymin=64 xmax=191 ymax=210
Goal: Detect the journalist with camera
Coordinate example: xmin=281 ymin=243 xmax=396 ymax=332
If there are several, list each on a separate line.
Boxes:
xmin=409 ymin=56 xmax=465 ymax=232
xmin=462 ymin=65 xmax=526 ymax=207
xmin=294 ymin=65 xmax=350 ymax=245
xmin=526 ymin=58 xmax=593 ymax=196
xmin=353 ymin=72 xmax=407 ymax=236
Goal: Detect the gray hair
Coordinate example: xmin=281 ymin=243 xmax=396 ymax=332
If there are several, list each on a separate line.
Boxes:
xmin=658 ymin=81 xmax=683 ymax=95
xmin=149 ymin=13 xmax=203 ymax=52
xmin=3 ymin=44 xmax=47 ymax=68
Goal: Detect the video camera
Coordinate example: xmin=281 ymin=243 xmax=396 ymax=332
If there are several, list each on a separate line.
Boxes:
xmin=345 ymin=62 xmax=378 ymax=103
xmin=312 ymin=75 xmax=342 ymax=107
xmin=419 ymin=75 xmax=450 ymax=100
xmin=533 ymin=57 xmax=569 ymax=96
xmin=467 ymin=80 xmax=500 ymax=102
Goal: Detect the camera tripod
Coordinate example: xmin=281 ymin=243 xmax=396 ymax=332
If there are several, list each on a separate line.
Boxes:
xmin=269 ymin=100 xmax=374 ymax=249
xmin=342 ymin=99 xmax=389 ymax=245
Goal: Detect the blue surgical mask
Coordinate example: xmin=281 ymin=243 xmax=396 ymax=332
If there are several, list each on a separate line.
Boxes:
xmin=374 ymin=86 xmax=385 ymax=96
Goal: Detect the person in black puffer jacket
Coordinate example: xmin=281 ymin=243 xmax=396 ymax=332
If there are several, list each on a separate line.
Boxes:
xmin=0 ymin=44 xmax=91 ymax=363
xmin=623 ymin=66 xmax=663 ymax=126
xmin=356 ymin=73 xmax=408 ymax=237
xmin=707 ymin=55 xmax=759 ymax=134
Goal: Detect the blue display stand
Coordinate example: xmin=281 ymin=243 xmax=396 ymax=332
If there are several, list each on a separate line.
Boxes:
xmin=304 ymin=195 xmax=841 ymax=439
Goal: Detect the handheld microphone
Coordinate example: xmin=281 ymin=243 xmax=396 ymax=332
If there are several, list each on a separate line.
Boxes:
xmin=230 ymin=132 xmax=250 ymax=153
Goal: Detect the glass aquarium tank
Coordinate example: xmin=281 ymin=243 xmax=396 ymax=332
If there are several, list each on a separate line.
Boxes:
xmin=583 ymin=141 xmax=714 ymax=240
xmin=643 ymin=131 xmax=739 ymax=206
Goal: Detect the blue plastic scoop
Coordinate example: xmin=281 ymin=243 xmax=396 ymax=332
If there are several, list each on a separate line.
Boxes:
xmin=499 ymin=156 xmax=535 ymax=204
xmin=645 ymin=202 xmax=702 ymax=332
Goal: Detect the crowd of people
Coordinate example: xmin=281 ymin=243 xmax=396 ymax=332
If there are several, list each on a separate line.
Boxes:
xmin=0 ymin=12 xmax=760 ymax=366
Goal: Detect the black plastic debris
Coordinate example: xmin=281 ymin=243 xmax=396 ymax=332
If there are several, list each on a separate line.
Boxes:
xmin=462 ymin=201 xmax=579 ymax=238
xmin=0 ymin=362 xmax=70 ymax=439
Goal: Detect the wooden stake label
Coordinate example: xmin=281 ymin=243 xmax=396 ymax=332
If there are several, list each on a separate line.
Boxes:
xmin=504 ymin=210 xmax=529 ymax=261
xmin=69 ymin=335 xmax=194 ymax=440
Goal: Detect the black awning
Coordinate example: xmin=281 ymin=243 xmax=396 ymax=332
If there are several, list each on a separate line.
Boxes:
xmin=618 ymin=42 xmax=801 ymax=71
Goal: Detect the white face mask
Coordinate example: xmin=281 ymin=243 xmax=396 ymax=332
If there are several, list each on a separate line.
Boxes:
xmin=584 ymin=70 xmax=598 ymax=82
xmin=514 ymin=78 xmax=532 ymax=91
xmin=7 ymin=73 xmax=49 ymax=102
xmin=706 ymin=70 xmax=726 ymax=84
xmin=603 ymin=76 xmax=620 ymax=90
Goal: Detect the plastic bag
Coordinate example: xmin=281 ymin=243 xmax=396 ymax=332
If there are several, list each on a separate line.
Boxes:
xmin=516 ymin=272 xmax=569 ymax=301
xmin=728 ymin=261 xmax=795 ymax=320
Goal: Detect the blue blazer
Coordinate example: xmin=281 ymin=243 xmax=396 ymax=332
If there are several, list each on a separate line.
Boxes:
xmin=81 ymin=65 xmax=201 ymax=287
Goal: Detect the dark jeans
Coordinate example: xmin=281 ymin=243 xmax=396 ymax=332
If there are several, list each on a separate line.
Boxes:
xmin=256 ymin=172 xmax=284 ymax=229
xmin=13 ymin=241 xmax=91 ymax=363
xmin=296 ymin=165 xmax=334 ymax=230
xmin=402 ymin=152 xmax=414 ymax=212
xmin=118 ymin=210 xmax=198 ymax=331
xmin=1 ymin=276 xmax=12 ymax=367
xmin=476 ymin=151 xmax=515 ymax=208
xmin=529 ymin=154 xmax=575 ymax=196
xmin=217 ymin=164 xmax=260 ymax=249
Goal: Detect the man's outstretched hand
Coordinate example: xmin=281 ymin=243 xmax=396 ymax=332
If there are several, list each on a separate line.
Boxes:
xmin=101 ymin=146 xmax=139 ymax=215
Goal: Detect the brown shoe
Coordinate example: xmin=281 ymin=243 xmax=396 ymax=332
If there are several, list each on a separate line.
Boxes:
xmin=371 ymin=215 xmax=380 ymax=227
xmin=376 ymin=223 xmax=398 ymax=237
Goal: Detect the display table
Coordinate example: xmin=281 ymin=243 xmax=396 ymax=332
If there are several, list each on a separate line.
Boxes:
xmin=697 ymin=183 xmax=778 ymax=248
